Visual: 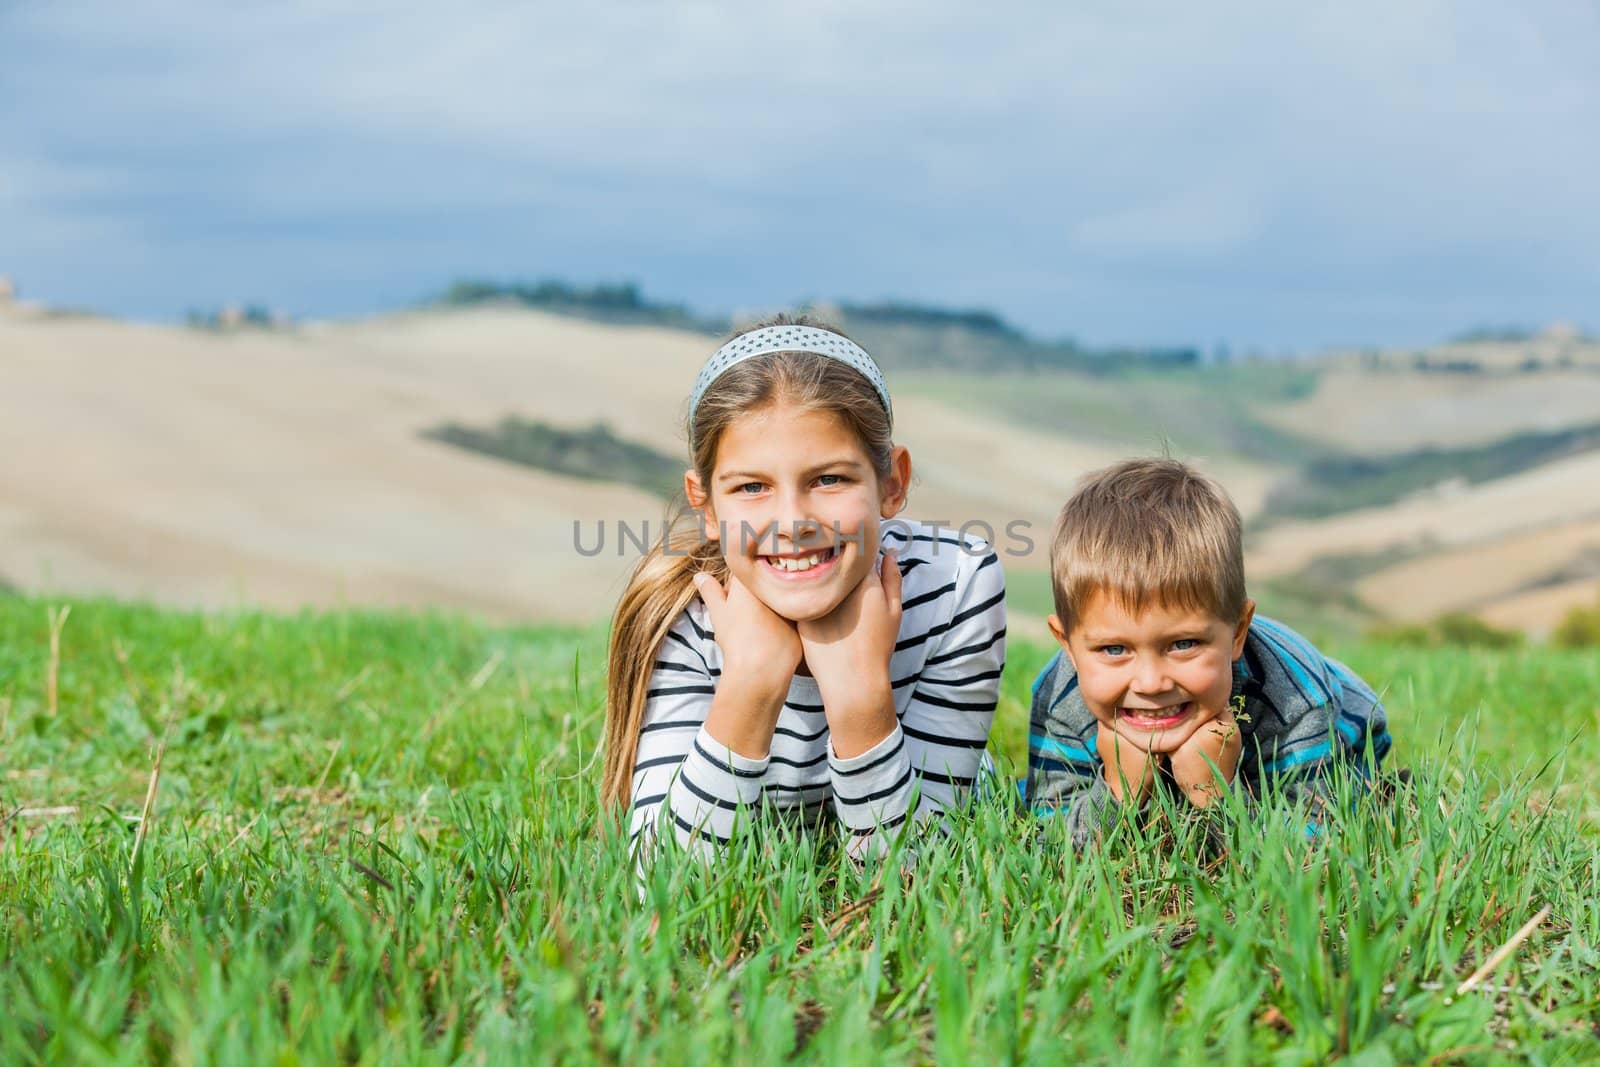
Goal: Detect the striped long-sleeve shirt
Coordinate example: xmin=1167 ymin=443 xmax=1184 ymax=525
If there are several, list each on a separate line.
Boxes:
xmin=1026 ymin=614 xmax=1390 ymax=846
xmin=629 ymin=519 xmax=1007 ymax=863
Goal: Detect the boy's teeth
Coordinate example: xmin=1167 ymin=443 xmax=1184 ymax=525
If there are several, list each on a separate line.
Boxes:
xmin=1123 ymin=703 xmax=1188 ymax=719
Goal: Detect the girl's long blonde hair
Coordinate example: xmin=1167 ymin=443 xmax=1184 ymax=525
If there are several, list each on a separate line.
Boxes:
xmin=600 ymin=315 xmax=897 ymax=807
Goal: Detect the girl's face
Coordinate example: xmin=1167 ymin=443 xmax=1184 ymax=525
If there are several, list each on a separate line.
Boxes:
xmin=688 ymin=401 xmax=910 ymax=622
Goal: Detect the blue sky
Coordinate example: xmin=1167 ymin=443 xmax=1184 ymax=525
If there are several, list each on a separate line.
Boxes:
xmin=2 ymin=1 xmax=1597 ymax=349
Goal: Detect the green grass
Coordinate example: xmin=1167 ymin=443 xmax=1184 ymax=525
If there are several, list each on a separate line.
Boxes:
xmin=896 ymin=366 xmax=1325 ymax=468
xmin=3 ymin=596 xmax=1598 ymax=1063
xmin=1262 ymin=421 xmax=1600 ymax=521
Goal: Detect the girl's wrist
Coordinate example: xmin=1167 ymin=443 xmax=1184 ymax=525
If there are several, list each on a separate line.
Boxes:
xmin=812 ymin=662 xmax=891 ymax=711
xmin=819 ymin=679 xmax=896 ymax=759
xmin=704 ymin=674 xmax=790 ymax=760
xmin=721 ymin=656 xmax=798 ymax=697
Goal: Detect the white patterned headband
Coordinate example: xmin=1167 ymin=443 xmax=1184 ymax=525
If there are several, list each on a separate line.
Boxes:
xmin=689 ymin=325 xmax=893 ymax=439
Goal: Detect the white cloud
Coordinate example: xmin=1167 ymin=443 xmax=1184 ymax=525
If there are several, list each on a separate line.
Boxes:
xmin=2 ymin=0 xmax=1597 ymax=342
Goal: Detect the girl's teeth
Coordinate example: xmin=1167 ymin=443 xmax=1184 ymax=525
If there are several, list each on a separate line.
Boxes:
xmin=769 ymin=549 xmax=832 ymax=572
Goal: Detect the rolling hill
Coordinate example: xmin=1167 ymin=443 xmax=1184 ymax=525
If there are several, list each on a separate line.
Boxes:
xmin=2 ymin=297 xmax=1597 ymax=635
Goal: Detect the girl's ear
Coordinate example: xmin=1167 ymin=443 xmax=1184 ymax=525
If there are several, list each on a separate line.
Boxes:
xmin=685 ymin=469 xmax=720 ymax=542
xmin=880 ymin=446 xmax=913 ymax=518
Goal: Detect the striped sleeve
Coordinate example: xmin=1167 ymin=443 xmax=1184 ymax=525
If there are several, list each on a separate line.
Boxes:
xmin=1325 ymin=656 xmax=1391 ymax=770
xmin=1275 ymin=655 xmax=1390 ymax=807
xmin=627 ymin=607 xmax=769 ymax=860
xmin=830 ymin=545 xmax=1006 ymax=860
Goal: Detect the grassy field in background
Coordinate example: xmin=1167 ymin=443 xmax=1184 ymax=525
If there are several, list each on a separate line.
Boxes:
xmin=3 ymin=596 xmax=1598 ymax=1063
xmin=895 ymin=364 xmax=1324 ymax=467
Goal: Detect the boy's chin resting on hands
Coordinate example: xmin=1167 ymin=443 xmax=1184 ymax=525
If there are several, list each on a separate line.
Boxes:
xmin=1094 ymin=709 xmax=1244 ymax=812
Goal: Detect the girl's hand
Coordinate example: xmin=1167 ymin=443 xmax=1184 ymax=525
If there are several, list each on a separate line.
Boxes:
xmin=693 ymin=570 xmax=802 ymax=690
xmin=693 ymin=570 xmax=802 ymax=759
xmin=797 ymin=549 xmax=902 ymax=758
xmin=1168 ymin=703 xmax=1242 ymax=808
xmin=1095 ymin=723 xmax=1158 ymax=806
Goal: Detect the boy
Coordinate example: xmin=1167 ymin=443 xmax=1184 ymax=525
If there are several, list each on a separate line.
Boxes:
xmin=1026 ymin=458 xmax=1390 ymax=845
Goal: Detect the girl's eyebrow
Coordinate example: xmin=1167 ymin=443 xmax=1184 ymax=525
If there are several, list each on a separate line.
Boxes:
xmin=716 ymin=458 xmax=866 ymax=484
xmin=801 ymin=458 xmax=867 ymax=478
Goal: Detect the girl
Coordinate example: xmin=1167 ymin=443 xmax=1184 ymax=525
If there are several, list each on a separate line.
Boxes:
xmin=602 ymin=316 xmax=1007 ymax=864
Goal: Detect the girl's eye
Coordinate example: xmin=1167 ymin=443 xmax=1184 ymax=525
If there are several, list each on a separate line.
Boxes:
xmin=735 ymin=482 xmax=764 ymax=495
xmin=816 ymin=473 xmax=848 ymax=487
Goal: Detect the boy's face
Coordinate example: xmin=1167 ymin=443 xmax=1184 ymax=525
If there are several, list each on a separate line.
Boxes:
xmin=1049 ymin=591 xmax=1254 ymax=756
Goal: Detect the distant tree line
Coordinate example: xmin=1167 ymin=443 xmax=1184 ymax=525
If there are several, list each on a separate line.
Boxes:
xmin=433 ymin=278 xmax=1200 ymax=374
xmin=1368 ymin=597 xmax=1600 ymax=649
xmin=1367 ymin=613 xmax=1525 ymax=649
xmin=436 ymin=279 xmax=722 ymax=333
xmin=1448 ymin=325 xmax=1538 ymax=344
xmin=832 ymin=304 xmax=1196 ymax=374
xmin=422 ymin=417 xmax=683 ymax=500
xmin=186 ymin=305 xmax=283 ymax=330
xmin=835 ymin=301 xmax=1023 ymax=339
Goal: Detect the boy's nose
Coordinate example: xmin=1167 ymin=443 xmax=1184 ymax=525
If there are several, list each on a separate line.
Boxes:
xmin=1131 ymin=661 xmax=1171 ymax=695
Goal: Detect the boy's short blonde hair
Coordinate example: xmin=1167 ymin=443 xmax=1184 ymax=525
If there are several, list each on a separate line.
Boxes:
xmin=1049 ymin=457 xmax=1246 ymax=635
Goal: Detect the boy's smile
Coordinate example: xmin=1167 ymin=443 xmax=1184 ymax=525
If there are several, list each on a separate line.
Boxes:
xmin=1116 ymin=701 xmax=1196 ymax=731
xmin=1048 ymin=591 xmax=1254 ymax=755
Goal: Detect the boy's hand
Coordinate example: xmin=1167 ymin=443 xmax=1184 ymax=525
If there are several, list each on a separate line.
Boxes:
xmin=1168 ymin=704 xmax=1242 ymax=808
xmin=1095 ymin=723 xmax=1158 ymax=806
xmin=798 ymin=550 xmax=902 ymax=758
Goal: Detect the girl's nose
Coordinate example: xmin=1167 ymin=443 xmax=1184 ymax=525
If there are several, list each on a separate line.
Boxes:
xmin=774 ymin=486 xmax=821 ymax=534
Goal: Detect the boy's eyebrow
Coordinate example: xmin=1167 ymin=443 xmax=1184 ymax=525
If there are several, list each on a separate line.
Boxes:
xmin=1078 ymin=626 xmax=1213 ymax=644
xmin=716 ymin=458 xmax=867 ymax=484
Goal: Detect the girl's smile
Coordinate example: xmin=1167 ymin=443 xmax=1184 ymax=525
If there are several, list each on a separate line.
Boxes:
xmin=760 ymin=545 xmax=841 ymax=579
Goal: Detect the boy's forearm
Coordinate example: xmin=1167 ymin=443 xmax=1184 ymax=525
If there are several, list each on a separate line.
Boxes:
xmin=1096 ymin=725 xmax=1158 ymax=806
xmin=1168 ymin=707 xmax=1243 ymax=808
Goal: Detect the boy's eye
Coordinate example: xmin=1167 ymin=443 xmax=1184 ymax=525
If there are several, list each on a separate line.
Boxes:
xmin=1172 ymin=638 xmax=1199 ymax=651
xmin=1099 ymin=644 xmax=1128 ymax=657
